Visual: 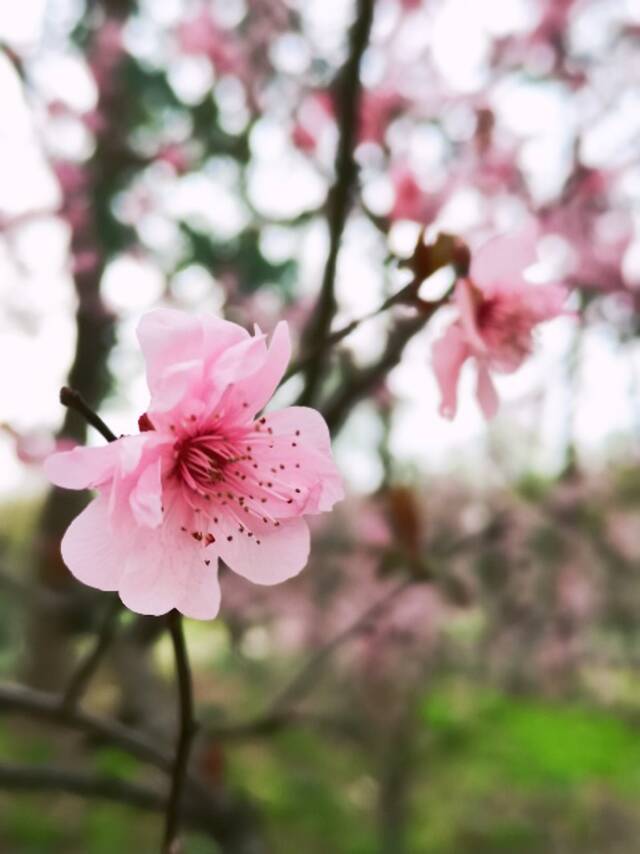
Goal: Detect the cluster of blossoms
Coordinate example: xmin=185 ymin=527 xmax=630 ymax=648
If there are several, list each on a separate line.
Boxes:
xmin=46 ymin=311 xmax=343 ymax=619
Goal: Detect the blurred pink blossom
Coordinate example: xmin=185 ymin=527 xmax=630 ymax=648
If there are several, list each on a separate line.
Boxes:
xmin=557 ymin=565 xmax=594 ymax=621
xmin=45 ymin=310 xmax=343 ymax=619
xmin=433 ymin=226 xmax=569 ymax=419
xmin=291 ymin=122 xmax=318 ymax=153
xmin=52 ymin=162 xmax=87 ymax=198
xmin=541 ymin=168 xmax=634 ymax=293
xmin=291 ymin=91 xmax=334 ymax=153
xmin=177 ymin=10 xmax=244 ymax=76
xmin=358 ymin=89 xmax=404 ymax=144
xmin=156 ymin=143 xmax=192 ymax=175
xmin=2 ymin=425 xmax=76 ymax=467
xmin=389 ymin=165 xmax=439 ymax=223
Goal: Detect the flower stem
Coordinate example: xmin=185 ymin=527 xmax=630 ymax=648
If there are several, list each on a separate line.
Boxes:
xmin=163 ymin=610 xmax=198 ymax=854
xmin=59 ymin=386 xmax=117 ymax=443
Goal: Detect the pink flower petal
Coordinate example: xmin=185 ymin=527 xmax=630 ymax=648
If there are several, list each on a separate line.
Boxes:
xmin=264 ymin=405 xmax=332 ymax=454
xmin=216 ymin=515 xmax=310 ymax=585
xmin=476 ymin=363 xmax=499 ymax=419
xmin=220 ymin=321 xmax=292 ymax=421
xmin=471 ymin=222 xmax=539 ymax=288
xmin=137 ymin=309 xmax=247 ymax=415
xmin=45 ymin=443 xmax=119 ymax=490
xmin=206 ymin=332 xmax=269 ymax=415
xmin=246 ymin=406 xmax=344 ymax=516
xmin=129 ymin=457 xmax=163 ymax=528
xmin=117 ymin=502 xmax=221 ymax=618
xmin=173 ymin=556 xmax=221 ymax=619
xmin=455 ymin=279 xmax=486 ymax=354
xmin=432 ymin=325 xmax=469 ymax=420
xmin=60 ymin=493 xmax=123 ymax=591
xmin=525 ymin=282 xmax=569 ymax=322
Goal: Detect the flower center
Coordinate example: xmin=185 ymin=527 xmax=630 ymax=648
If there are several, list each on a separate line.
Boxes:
xmin=476 ymin=297 xmax=533 ymax=367
xmin=175 ymin=433 xmax=239 ymax=495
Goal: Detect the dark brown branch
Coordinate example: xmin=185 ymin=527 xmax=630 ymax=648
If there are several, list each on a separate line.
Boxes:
xmin=322 ymin=310 xmax=433 ymax=434
xmin=282 ymin=281 xmax=418 ymax=385
xmin=60 ymin=386 xmax=118 ymax=443
xmin=163 ymin=610 xmax=199 ymax=853
xmin=298 ymin=0 xmax=376 ymax=405
xmin=0 ymin=682 xmax=187 ymax=779
xmin=61 ymin=596 xmax=122 ymax=709
xmin=0 ymin=761 xmax=166 ymax=812
xmin=0 ymin=762 xmax=232 ymax=840
xmin=0 ymin=682 xmax=264 ymax=851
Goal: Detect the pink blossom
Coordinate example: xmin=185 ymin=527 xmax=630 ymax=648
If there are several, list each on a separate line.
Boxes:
xmin=155 ymin=143 xmax=191 ymax=175
xmin=291 ymin=122 xmax=318 ymax=153
xmin=540 ymin=168 xmax=634 ymax=293
xmin=176 ymin=10 xmax=244 ymax=76
xmin=52 ymin=162 xmax=87 ymax=198
xmin=358 ymin=90 xmax=404 ymax=145
xmin=45 ymin=310 xmax=344 ymax=620
xmin=291 ymin=91 xmax=335 ymax=153
xmin=432 ymin=226 xmax=568 ymax=420
xmin=389 ymin=165 xmax=439 ymax=224
xmin=2 ymin=425 xmax=76 ymax=467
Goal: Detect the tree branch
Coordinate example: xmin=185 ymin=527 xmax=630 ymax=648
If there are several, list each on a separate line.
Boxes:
xmin=282 ymin=280 xmax=419 ymax=385
xmin=0 ymin=762 xmax=236 ymax=840
xmin=0 ymin=682 xmax=187 ymax=780
xmin=0 ymin=682 xmax=264 ymax=851
xmin=0 ymin=761 xmax=166 ymax=812
xmin=163 ymin=610 xmax=199 ymax=853
xmin=298 ymin=0 xmax=376 ymax=405
xmin=322 ymin=309 xmax=432 ymax=434
xmin=60 ymin=386 xmax=118 ymax=443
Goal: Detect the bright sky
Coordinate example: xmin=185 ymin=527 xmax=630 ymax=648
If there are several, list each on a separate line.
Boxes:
xmin=1 ymin=0 xmax=639 ymax=499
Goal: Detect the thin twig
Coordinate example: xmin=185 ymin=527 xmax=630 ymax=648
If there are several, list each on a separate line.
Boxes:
xmin=322 ymin=310 xmax=433 ymax=434
xmin=0 ymin=685 xmax=260 ymax=839
xmin=59 ymin=386 xmax=118 ymax=443
xmin=0 ymin=761 xmax=166 ymax=811
xmin=282 ymin=281 xmax=417 ymax=385
xmin=163 ymin=610 xmax=199 ymax=853
xmin=298 ymin=0 xmax=376 ymax=405
xmin=0 ymin=762 xmax=228 ymax=838
xmin=61 ymin=596 xmax=122 ymax=709
xmin=0 ymin=682 xmax=187 ymax=779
